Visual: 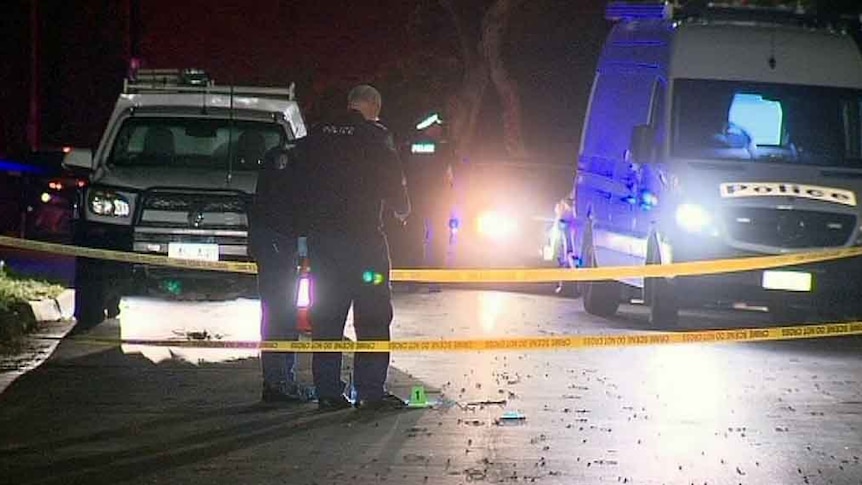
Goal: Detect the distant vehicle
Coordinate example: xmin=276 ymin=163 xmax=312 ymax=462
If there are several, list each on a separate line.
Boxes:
xmin=449 ymin=160 xmax=569 ymax=269
xmin=395 ymin=132 xmax=569 ymax=270
xmin=0 ymin=151 xmax=84 ymax=242
xmin=559 ymin=1 xmax=862 ymax=323
xmin=21 ymin=150 xmax=88 ymax=242
xmin=63 ymin=68 xmax=307 ymax=322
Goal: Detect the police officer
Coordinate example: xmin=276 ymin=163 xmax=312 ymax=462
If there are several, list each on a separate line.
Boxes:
xmin=293 ymin=85 xmax=410 ymax=411
xmin=249 ymin=145 xmax=307 ymax=403
xmin=407 ymin=135 xmax=455 ymax=275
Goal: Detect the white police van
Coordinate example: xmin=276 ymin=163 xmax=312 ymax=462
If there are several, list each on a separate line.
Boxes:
xmin=63 ymin=68 xmax=306 ymax=324
xmin=564 ymin=2 xmax=862 ymax=324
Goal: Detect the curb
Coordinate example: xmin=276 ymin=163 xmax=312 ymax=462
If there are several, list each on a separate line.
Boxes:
xmin=1 ymin=290 xmax=73 ymax=346
xmin=28 ymin=289 xmax=74 ymax=323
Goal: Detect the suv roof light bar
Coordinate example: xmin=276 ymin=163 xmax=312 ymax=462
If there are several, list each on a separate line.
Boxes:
xmin=124 ymin=68 xmax=296 ymax=101
xmin=605 ymin=1 xmax=672 ymax=22
xmin=125 ymin=84 xmax=297 ymax=101
xmin=128 ymin=68 xmax=213 ymax=87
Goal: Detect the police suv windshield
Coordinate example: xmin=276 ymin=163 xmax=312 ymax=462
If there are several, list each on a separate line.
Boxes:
xmin=672 ymin=79 xmax=862 ymax=169
xmin=108 ymin=118 xmax=285 ymax=171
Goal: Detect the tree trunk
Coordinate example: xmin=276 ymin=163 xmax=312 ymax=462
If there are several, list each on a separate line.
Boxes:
xmin=438 ymin=0 xmax=489 ymax=161
xmin=482 ymin=0 xmax=527 ymax=159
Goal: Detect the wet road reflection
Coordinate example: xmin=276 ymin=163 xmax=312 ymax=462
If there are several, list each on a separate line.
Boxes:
xmin=119 ymin=297 xmax=262 ymax=364
xmin=2 ymin=288 xmax=862 ymax=484
xmin=478 ymin=291 xmax=507 ymax=332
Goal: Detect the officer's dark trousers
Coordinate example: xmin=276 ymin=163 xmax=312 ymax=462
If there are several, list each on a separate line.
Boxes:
xmin=253 ymin=226 xmax=298 ymax=388
xmin=411 ymin=195 xmax=450 ymax=269
xmin=310 ymin=233 xmax=394 ymax=401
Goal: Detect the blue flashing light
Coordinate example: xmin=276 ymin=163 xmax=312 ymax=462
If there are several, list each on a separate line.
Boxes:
xmin=0 ymin=159 xmax=49 ymax=176
xmin=640 ymin=190 xmax=659 ymax=210
xmin=605 ymin=1 xmax=672 ymax=22
xmin=448 ymin=217 xmax=460 ymax=230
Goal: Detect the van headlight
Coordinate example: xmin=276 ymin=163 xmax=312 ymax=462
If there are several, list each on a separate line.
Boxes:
xmin=89 ymin=190 xmax=131 ymax=217
xmin=675 ymin=203 xmax=711 ymax=234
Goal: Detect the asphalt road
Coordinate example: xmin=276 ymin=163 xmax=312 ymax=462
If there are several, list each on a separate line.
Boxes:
xmin=1 ymin=288 xmax=861 ymax=485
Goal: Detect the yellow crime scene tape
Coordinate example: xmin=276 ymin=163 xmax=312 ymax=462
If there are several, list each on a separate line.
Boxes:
xmin=67 ymin=320 xmax=862 ymax=352
xmin=4 ymin=235 xmax=861 ymax=351
xmin=2 ymin=235 xmax=862 ymax=283
xmin=0 ymin=235 xmax=258 ymax=273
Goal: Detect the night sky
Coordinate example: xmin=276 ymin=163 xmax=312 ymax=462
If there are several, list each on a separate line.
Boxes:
xmin=2 ymin=0 xmax=609 ymax=163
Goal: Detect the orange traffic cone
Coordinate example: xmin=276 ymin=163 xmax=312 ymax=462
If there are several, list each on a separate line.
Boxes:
xmin=296 ymin=237 xmax=313 ymax=335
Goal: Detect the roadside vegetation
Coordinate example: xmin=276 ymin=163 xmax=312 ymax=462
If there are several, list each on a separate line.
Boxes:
xmin=0 ymin=265 xmax=64 ymax=353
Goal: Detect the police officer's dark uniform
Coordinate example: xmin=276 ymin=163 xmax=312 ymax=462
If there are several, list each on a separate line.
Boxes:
xmin=249 ymin=146 xmax=306 ymax=402
xmin=293 ymin=99 xmax=409 ymax=410
xmin=407 ymin=139 xmax=454 ymax=270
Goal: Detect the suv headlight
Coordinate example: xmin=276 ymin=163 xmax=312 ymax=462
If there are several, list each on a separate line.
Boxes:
xmin=675 ymin=203 xmax=711 ymax=234
xmin=89 ymin=190 xmax=131 ymax=217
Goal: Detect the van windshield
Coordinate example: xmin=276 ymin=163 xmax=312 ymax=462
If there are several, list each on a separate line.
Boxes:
xmin=672 ymin=79 xmax=862 ymax=169
xmin=108 ymin=118 xmax=285 ymax=171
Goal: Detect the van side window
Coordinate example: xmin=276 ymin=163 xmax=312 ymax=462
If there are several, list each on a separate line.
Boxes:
xmin=647 ymin=80 xmax=667 ymax=160
xmin=582 ymin=70 xmax=656 ymax=166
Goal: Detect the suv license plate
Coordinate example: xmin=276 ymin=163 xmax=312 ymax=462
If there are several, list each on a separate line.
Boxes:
xmin=762 ymin=270 xmax=812 ymax=292
xmin=168 ymin=243 xmax=219 ymax=262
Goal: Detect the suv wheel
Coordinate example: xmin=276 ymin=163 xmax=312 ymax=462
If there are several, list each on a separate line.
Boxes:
xmin=73 ymin=258 xmax=125 ymax=329
xmin=105 ymin=294 xmax=122 ymax=319
xmin=74 ymin=266 xmax=107 ymax=329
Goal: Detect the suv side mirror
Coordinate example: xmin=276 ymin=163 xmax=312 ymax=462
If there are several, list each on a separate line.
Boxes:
xmin=628 ymin=125 xmax=656 ymax=164
xmin=62 ymin=148 xmax=94 ymax=171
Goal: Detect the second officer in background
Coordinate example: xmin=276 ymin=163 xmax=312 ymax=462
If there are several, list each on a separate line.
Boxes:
xmin=249 ymin=144 xmax=307 ymax=403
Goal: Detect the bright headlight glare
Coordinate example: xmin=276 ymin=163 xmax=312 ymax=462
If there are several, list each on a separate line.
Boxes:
xmin=476 ymin=211 xmax=518 ymax=240
xmin=90 ymin=191 xmax=131 ymax=217
xmin=675 ymin=203 xmax=711 ymax=233
xmin=296 ymin=277 xmax=311 ymax=308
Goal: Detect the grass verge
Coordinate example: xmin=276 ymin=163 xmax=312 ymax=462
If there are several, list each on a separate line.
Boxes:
xmin=0 ymin=267 xmax=65 ymax=354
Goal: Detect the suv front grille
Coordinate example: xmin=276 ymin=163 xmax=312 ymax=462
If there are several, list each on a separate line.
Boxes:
xmin=141 ymin=192 xmax=247 ymax=214
xmin=138 ymin=191 xmax=250 ymax=230
xmin=134 ymin=190 xmax=251 ymax=260
xmin=724 ymin=208 xmax=855 ymax=249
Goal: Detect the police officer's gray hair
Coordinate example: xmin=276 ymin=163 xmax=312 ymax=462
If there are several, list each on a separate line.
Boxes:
xmin=348 ymin=85 xmax=382 ymax=107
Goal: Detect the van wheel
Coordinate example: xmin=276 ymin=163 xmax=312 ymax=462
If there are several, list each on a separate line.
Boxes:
xmin=556 ymin=280 xmax=582 ymax=298
xmin=581 ymin=240 xmax=620 ymax=318
xmin=645 ymin=238 xmax=678 ymax=327
xmin=556 ymin=251 xmax=582 ymax=298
